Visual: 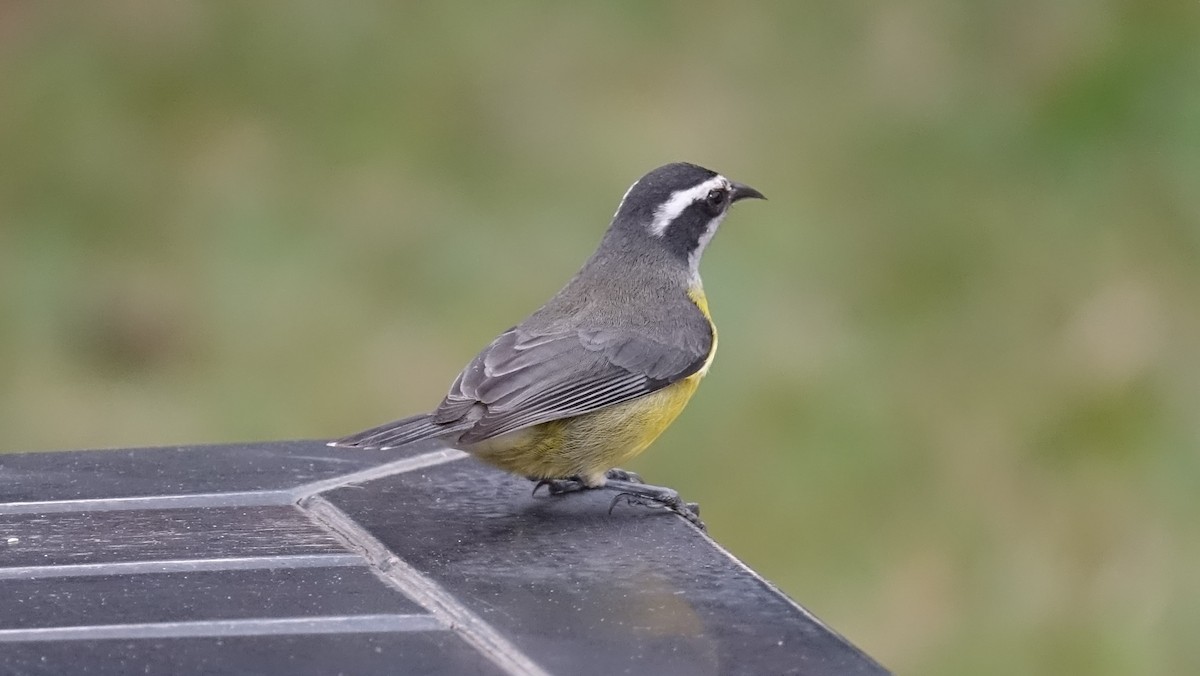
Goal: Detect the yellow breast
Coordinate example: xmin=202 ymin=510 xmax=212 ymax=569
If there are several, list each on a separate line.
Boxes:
xmin=687 ymin=285 xmax=717 ymax=378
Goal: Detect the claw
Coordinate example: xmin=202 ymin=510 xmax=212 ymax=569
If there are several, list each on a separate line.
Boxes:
xmin=607 ymin=493 xmax=623 ymax=515
xmin=607 ymin=492 xmax=655 ymax=515
xmin=605 ymin=489 xmax=706 ymax=530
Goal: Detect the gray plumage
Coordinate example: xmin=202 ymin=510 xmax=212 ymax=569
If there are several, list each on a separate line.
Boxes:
xmin=334 ymin=162 xmax=761 ymax=450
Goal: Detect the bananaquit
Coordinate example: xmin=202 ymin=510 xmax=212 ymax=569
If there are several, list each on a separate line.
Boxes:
xmin=331 ymin=162 xmax=764 ymax=528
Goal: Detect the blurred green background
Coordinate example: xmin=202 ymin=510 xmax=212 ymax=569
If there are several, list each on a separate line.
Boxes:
xmin=2 ymin=2 xmax=1198 ymax=673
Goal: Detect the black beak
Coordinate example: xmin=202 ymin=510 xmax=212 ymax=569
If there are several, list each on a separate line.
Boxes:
xmin=729 ymin=181 xmax=766 ymax=203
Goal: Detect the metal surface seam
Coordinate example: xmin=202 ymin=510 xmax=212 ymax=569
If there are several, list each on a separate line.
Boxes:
xmin=0 ymin=448 xmax=467 ymax=515
xmin=700 ymin=530 xmax=891 ymax=672
xmin=0 ymin=490 xmax=295 ymax=514
xmin=0 ymin=614 xmax=443 ymax=642
xmin=0 ymin=554 xmax=365 ymax=581
xmin=289 ymin=448 xmax=468 ymax=499
xmin=299 ymin=495 xmax=552 ymax=676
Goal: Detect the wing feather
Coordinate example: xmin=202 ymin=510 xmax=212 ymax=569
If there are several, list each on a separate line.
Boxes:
xmin=433 ymin=319 xmax=712 ymax=445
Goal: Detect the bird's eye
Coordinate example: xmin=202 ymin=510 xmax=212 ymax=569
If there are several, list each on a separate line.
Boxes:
xmin=705 ymin=188 xmax=726 ymax=212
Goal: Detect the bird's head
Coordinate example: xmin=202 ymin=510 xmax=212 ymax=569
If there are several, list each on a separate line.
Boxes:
xmin=604 ymin=162 xmax=765 ymax=283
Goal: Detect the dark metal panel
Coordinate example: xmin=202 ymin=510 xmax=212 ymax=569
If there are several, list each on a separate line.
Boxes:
xmin=0 ymin=440 xmax=432 ymax=503
xmin=324 ymin=461 xmax=889 ymax=676
xmin=0 ymin=506 xmax=347 ymax=568
xmin=3 ymin=632 xmax=508 ymax=676
xmin=0 ymin=566 xmax=425 ymax=629
xmin=0 ymin=440 xmax=888 ymax=674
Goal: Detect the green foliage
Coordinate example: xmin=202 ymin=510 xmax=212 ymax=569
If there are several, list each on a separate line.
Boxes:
xmin=2 ymin=2 xmax=1197 ymax=673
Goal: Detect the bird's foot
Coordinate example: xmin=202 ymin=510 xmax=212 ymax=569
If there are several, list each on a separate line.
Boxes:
xmin=531 ymin=478 xmax=586 ymax=496
xmin=530 ymin=473 xmax=704 ymax=530
xmin=529 ymin=467 xmax=643 ymax=496
xmin=603 ymin=467 xmax=643 ymax=484
xmin=604 ymin=479 xmax=705 ymax=530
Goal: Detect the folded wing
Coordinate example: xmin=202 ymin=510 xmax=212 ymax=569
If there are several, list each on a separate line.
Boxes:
xmin=435 ymin=321 xmax=711 ymax=444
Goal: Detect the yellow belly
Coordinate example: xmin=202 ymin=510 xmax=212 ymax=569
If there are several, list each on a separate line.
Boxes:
xmin=466 ymin=287 xmax=716 ymax=485
xmin=466 ymin=374 xmax=702 ymax=483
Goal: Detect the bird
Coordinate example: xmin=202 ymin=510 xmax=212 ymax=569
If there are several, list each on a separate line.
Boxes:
xmin=330 ymin=162 xmax=764 ymax=528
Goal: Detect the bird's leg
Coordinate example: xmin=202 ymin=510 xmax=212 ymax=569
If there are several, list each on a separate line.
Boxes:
xmin=603 ymin=479 xmax=705 ymax=530
xmin=531 ymin=478 xmax=580 ymax=496
xmin=602 ymin=468 xmax=643 ymax=484
xmin=530 ymin=476 xmax=590 ymax=496
xmin=530 ymin=472 xmax=704 ymax=529
xmin=529 ymin=467 xmax=643 ymax=496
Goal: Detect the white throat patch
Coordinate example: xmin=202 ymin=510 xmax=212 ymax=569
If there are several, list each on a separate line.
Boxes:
xmin=687 ymin=211 xmax=726 ymax=286
xmin=648 ymin=175 xmax=729 ymax=237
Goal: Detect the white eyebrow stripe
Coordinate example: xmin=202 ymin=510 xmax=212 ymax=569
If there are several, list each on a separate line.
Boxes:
xmin=649 ymin=175 xmax=728 ymax=237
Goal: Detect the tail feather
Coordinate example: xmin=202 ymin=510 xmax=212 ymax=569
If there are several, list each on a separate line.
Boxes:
xmin=329 ymin=412 xmax=472 ymax=450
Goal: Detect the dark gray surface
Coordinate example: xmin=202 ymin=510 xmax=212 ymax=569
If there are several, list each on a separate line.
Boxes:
xmin=1 ymin=567 xmax=422 ymax=629
xmin=0 ymin=506 xmax=346 ymax=567
xmin=4 ymin=633 xmax=507 ymax=676
xmin=326 ymin=460 xmax=881 ymax=676
xmin=0 ymin=440 xmax=889 ymax=675
xmin=0 ymin=440 xmax=414 ymax=503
